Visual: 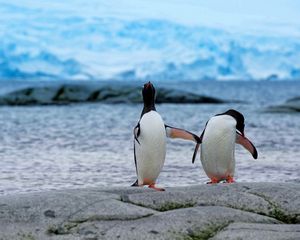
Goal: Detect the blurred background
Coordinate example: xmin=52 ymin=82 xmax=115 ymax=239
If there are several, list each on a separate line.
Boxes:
xmin=1 ymin=0 xmax=300 ymax=81
xmin=0 ymin=0 xmax=299 ymax=195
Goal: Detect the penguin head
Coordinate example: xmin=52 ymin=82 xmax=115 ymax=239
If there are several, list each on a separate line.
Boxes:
xmin=222 ymin=109 xmax=245 ymax=136
xmin=142 ymin=81 xmax=156 ymax=106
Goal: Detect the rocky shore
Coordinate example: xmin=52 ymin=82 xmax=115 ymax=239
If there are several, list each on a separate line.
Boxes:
xmin=267 ymin=97 xmax=300 ymax=113
xmin=0 ymin=182 xmax=299 ymax=240
xmin=0 ymin=84 xmax=226 ymax=105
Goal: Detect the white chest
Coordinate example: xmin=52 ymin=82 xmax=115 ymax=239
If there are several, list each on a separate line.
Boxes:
xmin=134 ymin=111 xmax=167 ymax=184
xmin=139 ymin=111 xmax=166 ymax=145
xmin=200 ymin=115 xmax=237 ymax=180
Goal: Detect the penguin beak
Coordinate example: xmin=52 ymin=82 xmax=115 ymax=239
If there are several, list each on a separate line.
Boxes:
xmin=144 ymin=81 xmax=152 ymax=89
xmin=237 ymin=129 xmax=245 ymax=137
xmin=237 ymin=124 xmax=245 ymax=137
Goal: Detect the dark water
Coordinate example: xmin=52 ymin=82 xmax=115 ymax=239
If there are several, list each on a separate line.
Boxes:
xmin=0 ymin=80 xmax=299 ymax=195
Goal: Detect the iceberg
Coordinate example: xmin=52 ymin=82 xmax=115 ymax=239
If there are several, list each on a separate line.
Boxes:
xmin=0 ymin=1 xmax=300 ymax=81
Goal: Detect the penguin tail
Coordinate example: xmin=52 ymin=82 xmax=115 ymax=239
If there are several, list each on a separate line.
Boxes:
xmin=131 ymin=179 xmax=139 ymax=187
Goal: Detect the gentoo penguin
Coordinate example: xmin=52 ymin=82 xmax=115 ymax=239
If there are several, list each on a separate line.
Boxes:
xmin=132 ymin=82 xmax=200 ymax=191
xmin=192 ymin=109 xmax=257 ymax=184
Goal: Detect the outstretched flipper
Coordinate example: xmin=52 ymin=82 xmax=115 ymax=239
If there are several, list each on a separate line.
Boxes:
xmin=165 ymin=125 xmax=200 ymax=143
xmin=134 ymin=123 xmax=140 ymax=144
xmin=236 ymin=132 xmax=258 ymax=159
xmin=192 ymin=128 xmax=205 ymax=163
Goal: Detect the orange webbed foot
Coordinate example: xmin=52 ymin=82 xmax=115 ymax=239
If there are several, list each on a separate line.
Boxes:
xmin=226 ymin=176 xmax=235 ymax=183
xmin=206 ymin=177 xmax=219 ymax=184
xmin=149 ymin=184 xmax=165 ymax=191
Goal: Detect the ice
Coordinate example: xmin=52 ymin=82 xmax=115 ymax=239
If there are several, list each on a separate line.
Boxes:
xmin=0 ymin=0 xmax=300 ymax=81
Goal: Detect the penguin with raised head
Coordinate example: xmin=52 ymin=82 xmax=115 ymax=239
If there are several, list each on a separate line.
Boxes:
xmin=192 ymin=109 xmax=258 ymax=184
xmin=132 ymin=82 xmax=200 ymax=191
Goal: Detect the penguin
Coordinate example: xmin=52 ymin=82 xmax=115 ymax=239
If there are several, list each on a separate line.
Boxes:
xmin=132 ymin=82 xmax=200 ymax=191
xmin=192 ymin=109 xmax=257 ymax=184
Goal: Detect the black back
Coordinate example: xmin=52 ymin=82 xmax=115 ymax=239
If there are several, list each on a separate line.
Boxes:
xmin=141 ymin=81 xmax=156 ymax=117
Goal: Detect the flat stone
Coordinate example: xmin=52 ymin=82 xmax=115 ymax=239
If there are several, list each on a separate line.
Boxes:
xmin=103 ymin=186 xmax=156 ymax=195
xmin=0 ymin=183 xmax=299 ymax=239
xmin=212 ymin=223 xmax=300 ymax=240
xmin=232 ymin=182 xmax=300 ymax=223
xmin=0 ymin=189 xmax=119 ymax=224
xmin=69 ymin=199 xmax=157 ymax=222
xmin=92 ymin=206 xmax=279 ymax=240
xmin=124 ymin=183 xmax=300 ymax=223
xmin=123 ymin=184 xmax=272 ymax=213
xmin=0 ymin=189 xmax=119 ymax=239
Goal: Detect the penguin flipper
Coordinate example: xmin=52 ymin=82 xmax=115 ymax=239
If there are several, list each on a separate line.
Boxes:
xmin=134 ymin=123 xmax=140 ymax=144
xmin=192 ymin=129 xmax=205 ymax=164
xmin=192 ymin=142 xmax=200 ymax=164
xmin=191 ymin=127 xmax=206 ymax=163
xmin=165 ymin=125 xmax=200 ymax=143
xmin=236 ymin=132 xmax=258 ymax=159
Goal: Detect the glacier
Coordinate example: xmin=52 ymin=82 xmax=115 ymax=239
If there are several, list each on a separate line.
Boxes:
xmin=0 ymin=0 xmax=300 ymax=81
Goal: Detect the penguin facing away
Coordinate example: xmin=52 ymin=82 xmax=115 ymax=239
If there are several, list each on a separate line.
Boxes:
xmin=132 ymin=82 xmax=200 ymax=191
xmin=192 ymin=109 xmax=258 ymax=184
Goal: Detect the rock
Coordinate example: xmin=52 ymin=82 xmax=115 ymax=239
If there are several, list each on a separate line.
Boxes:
xmin=0 ymin=84 xmax=227 ymax=105
xmin=238 ymin=182 xmax=300 ymax=223
xmin=267 ymin=97 xmax=300 ymax=113
xmin=0 ymin=183 xmax=299 ymax=239
xmin=94 ymin=206 xmax=278 ymax=240
xmin=156 ymin=88 xmax=224 ymax=104
xmin=212 ymin=223 xmax=300 ymax=240
xmin=123 ymin=183 xmax=300 ymax=223
xmin=0 ymin=189 xmax=119 ymax=239
xmin=0 ymin=86 xmax=59 ymax=105
xmin=44 ymin=210 xmax=56 ymax=218
xmin=68 ymin=199 xmax=157 ymax=222
xmin=123 ymin=184 xmax=272 ymax=214
xmin=0 ymin=189 xmax=119 ymax=224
